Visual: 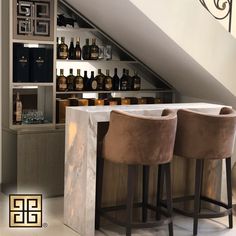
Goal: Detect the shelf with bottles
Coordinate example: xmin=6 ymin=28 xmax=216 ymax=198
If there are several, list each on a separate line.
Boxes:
xmin=56 ymin=67 xmax=144 ymax=93
xmin=56 ymin=28 xmax=135 ymax=61
xmin=13 ymin=43 xmax=54 ymax=84
xmin=11 ymin=86 xmax=54 ymax=128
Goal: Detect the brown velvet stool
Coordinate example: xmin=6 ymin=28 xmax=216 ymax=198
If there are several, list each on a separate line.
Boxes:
xmin=95 ymin=109 xmax=177 ymax=236
xmin=173 ymin=107 xmax=236 ymax=235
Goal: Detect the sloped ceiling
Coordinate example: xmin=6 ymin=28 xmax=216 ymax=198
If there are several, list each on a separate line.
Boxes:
xmin=65 ymin=0 xmax=236 ymax=107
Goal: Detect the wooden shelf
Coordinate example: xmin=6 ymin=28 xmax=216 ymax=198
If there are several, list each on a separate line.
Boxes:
xmin=12 ymin=83 xmax=54 ymax=88
xmin=10 ymin=123 xmax=55 ymax=130
xmin=56 ymin=59 xmax=138 ymax=64
xmin=12 ymin=39 xmax=54 ymax=45
xmin=57 ymin=27 xmax=98 ymax=33
xmin=56 ymin=89 xmax=173 ymax=95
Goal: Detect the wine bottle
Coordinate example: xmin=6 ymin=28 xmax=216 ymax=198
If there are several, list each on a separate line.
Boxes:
xmin=67 ymin=68 xmax=75 ymax=91
xmin=13 ymin=92 xmax=22 ymax=124
xmin=57 ymin=69 xmax=67 ymax=91
xmin=83 ymin=71 xmax=89 ymax=90
xmin=120 ymin=68 xmax=128 ymax=91
xmin=75 ymin=37 xmax=81 ymax=60
xmin=112 ymin=68 xmax=120 ymax=91
xmin=126 ymin=69 xmax=133 ymax=91
xmin=104 ymin=69 xmax=112 ymax=91
xmin=82 ymin=39 xmax=90 ymax=60
xmin=58 ymin=37 xmax=68 ymax=59
xmin=74 ymin=69 xmax=84 ymax=91
xmin=133 ymin=71 xmax=141 ymax=90
xmin=90 ymin=71 xmax=98 ymax=91
xmin=96 ymin=69 xmax=105 ymax=91
xmin=56 ymin=37 xmax=60 ymax=59
xmin=90 ymin=38 xmax=99 ymax=60
xmin=68 ymin=38 xmax=76 ymax=60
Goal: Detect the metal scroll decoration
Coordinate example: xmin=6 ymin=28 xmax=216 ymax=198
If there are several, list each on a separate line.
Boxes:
xmin=199 ymin=0 xmax=233 ymax=32
xmin=17 ymin=0 xmax=51 ymax=36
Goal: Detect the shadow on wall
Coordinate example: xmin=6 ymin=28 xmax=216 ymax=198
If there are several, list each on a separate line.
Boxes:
xmin=232 ymin=162 xmax=236 ymax=203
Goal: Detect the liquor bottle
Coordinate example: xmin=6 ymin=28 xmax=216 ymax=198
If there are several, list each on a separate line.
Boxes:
xmin=56 ymin=37 xmax=60 ymax=59
xmin=75 ymin=37 xmax=81 ymax=60
xmin=82 ymin=39 xmax=90 ymax=60
xmin=90 ymin=38 xmax=99 ymax=60
xmin=96 ymin=69 xmax=105 ymax=91
xmin=90 ymin=71 xmax=98 ymax=91
xmin=120 ymin=68 xmax=128 ymax=91
xmin=83 ymin=71 xmax=89 ymax=90
xmin=126 ymin=69 xmax=133 ymax=91
xmin=57 ymin=69 xmax=67 ymax=91
xmin=58 ymin=37 xmax=68 ymax=59
xmin=74 ymin=69 xmax=84 ymax=91
xmin=67 ymin=68 xmax=75 ymax=91
xmin=132 ymin=71 xmax=141 ymax=90
xmin=112 ymin=68 xmax=120 ymax=91
xmin=104 ymin=69 xmax=112 ymax=91
xmin=13 ymin=92 xmax=22 ymax=124
xmin=68 ymin=38 xmax=76 ymax=60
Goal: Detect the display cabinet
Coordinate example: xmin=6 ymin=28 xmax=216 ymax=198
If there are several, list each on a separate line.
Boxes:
xmin=1 ymin=0 xmax=175 ymax=196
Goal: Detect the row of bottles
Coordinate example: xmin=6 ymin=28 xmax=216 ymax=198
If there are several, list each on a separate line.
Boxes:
xmin=57 ymin=37 xmax=107 ymax=60
xmin=56 ymin=68 xmax=141 ymax=92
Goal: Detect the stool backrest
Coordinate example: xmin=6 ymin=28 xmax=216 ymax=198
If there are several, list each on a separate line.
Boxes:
xmin=174 ymin=107 xmax=236 ymax=159
xmin=102 ymin=109 xmax=177 ymax=165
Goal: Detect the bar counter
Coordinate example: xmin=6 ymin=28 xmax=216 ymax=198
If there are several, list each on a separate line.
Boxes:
xmin=64 ymin=103 xmax=228 ymax=236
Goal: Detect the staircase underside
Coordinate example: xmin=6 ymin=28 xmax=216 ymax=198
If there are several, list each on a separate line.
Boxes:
xmin=65 ymin=0 xmax=236 ymax=107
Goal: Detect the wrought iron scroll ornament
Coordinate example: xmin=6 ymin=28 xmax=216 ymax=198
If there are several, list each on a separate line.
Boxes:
xmin=199 ymin=0 xmax=232 ymax=32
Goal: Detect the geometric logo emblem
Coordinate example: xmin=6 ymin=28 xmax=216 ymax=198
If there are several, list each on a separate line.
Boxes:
xmin=9 ymin=194 xmax=42 ymax=227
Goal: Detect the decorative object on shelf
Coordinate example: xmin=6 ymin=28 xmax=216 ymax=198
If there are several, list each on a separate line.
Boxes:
xmin=13 ymin=44 xmax=29 ymax=82
xmin=98 ymin=45 xmax=104 ymax=60
xmin=57 ymin=14 xmax=76 ymax=27
xmin=22 ymin=109 xmax=44 ymax=124
xmin=198 ymin=0 xmax=232 ymax=32
xmin=104 ymin=45 xmax=112 ymax=60
xmin=13 ymin=0 xmax=54 ymax=40
xmin=13 ymin=43 xmax=53 ymax=83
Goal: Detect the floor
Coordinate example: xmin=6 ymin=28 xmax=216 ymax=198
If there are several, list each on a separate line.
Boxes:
xmin=0 ymin=193 xmax=236 ymax=236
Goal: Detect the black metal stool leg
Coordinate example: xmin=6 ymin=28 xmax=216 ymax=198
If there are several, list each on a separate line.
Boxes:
xmin=95 ymin=157 xmax=104 ymax=230
xmin=156 ymin=164 xmax=164 ymax=220
xmin=226 ymin=157 xmax=233 ymax=229
xmin=199 ymin=160 xmax=204 ymax=213
xmin=126 ymin=165 xmax=136 ymax=236
xmin=193 ymin=159 xmax=203 ymax=236
xmin=142 ymin=165 xmax=150 ymax=222
xmin=165 ymin=163 xmax=173 ymax=236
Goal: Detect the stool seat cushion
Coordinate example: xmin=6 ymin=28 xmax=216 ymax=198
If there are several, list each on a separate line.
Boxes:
xmin=174 ymin=107 xmax=236 ymax=159
xmin=102 ymin=109 xmax=177 ymax=165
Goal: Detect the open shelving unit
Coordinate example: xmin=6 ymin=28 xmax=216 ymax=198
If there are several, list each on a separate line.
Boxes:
xmin=1 ymin=0 xmax=175 ymax=196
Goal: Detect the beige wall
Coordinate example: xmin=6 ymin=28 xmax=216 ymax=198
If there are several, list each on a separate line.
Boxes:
xmin=0 ymin=0 xmax=2 ymax=185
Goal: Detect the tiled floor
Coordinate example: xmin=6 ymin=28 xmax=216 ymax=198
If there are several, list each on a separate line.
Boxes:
xmin=0 ymin=193 xmax=236 ymax=236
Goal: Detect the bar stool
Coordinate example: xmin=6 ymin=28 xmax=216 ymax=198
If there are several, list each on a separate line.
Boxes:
xmin=173 ymin=107 xmax=236 ymax=235
xmin=95 ymin=109 xmax=177 ymax=236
